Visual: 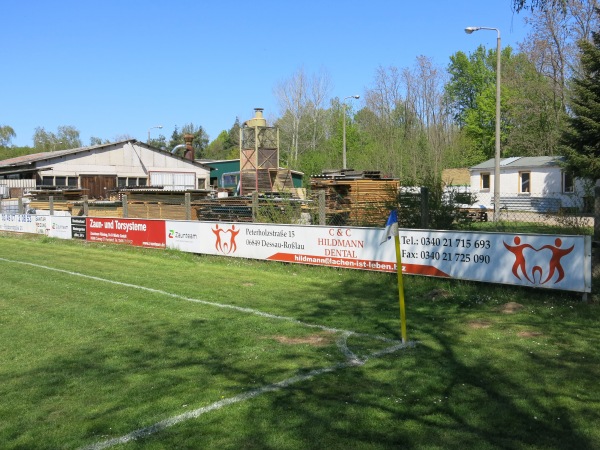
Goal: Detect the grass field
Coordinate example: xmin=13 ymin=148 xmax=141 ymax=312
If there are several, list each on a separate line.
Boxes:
xmin=1 ymin=232 xmax=599 ymax=449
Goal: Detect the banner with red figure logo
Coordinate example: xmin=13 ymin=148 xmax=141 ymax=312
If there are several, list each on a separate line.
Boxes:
xmin=164 ymin=220 xmax=590 ymax=293
xmin=3 ymin=213 xmax=589 ymax=292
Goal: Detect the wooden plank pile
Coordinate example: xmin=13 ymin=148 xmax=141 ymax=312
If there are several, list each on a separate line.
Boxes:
xmin=27 ymin=188 xmax=88 ymax=213
xmin=193 ymin=197 xmax=254 ymax=222
xmin=310 ymin=170 xmax=399 ymax=226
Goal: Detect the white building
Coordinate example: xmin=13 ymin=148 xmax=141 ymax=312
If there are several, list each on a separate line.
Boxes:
xmin=0 ymin=140 xmax=211 ymax=199
xmin=469 ymin=156 xmax=592 ymax=213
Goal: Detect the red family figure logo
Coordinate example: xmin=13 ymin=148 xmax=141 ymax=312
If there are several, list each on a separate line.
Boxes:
xmin=503 ymin=236 xmax=574 ymax=285
xmin=212 ymin=224 xmax=240 ymax=255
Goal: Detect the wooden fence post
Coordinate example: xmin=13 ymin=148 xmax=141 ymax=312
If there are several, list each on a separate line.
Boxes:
xmin=122 ymin=194 xmax=128 ymax=218
xmin=319 ymin=190 xmax=326 ymax=226
xmin=49 ymin=195 xmax=54 ymax=216
xmin=252 ymin=191 xmax=259 ymax=222
xmin=593 ymin=186 xmax=600 ymax=283
xmin=83 ymin=195 xmax=89 ymax=217
xmin=420 ymin=187 xmax=429 ymax=229
xmin=185 ymin=193 xmax=191 ymax=221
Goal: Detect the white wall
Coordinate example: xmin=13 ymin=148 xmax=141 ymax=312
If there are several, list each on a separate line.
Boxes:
xmin=35 ymin=142 xmax=210 ymax=188
xmin=470 ymin=166 xmax=590 ymax=211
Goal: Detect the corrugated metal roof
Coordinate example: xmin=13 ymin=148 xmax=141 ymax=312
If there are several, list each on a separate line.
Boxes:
xmin=0 ymin=140 xmax=211 ymax=170
xmin=500 ymin=157 xmax=521 ymax=166
xmin=469 ymin=156 xmax=564 ymax=171
xmin=0 ymin=140 xmax=135 ymax=168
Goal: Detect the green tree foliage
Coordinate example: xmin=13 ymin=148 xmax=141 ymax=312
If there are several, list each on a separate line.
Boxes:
xmin=89 ymin=136 xmax=110 ymax=146
xmin=561 ymin=18 xmax=600 ymax=180
xmin=503 ymin=52 xmax=566 ymax=156
xmin=445 ymin=45 xmax=563 ymax=161
xmin=148 ymin=134 xmax=167 ymax=149
xmin=0 ymin=125 xmax=16 ymax=147
xmin=168 ymin=124 xmax=209 ymax=159
xmin=33 ymin=126 xmax=82 ymax=151
xmin=205 ymin=119 xmax=241 ymax=160
xmin=445 ymin=46 xmax=510 ymax=161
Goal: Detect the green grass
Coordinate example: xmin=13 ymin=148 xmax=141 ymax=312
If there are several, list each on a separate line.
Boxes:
xmin=0 ymin=233 xmax=599 ymax=449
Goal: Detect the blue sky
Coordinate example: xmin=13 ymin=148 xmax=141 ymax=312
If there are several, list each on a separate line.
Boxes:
xmin=2 ymin=0 xmax=531 ymax=148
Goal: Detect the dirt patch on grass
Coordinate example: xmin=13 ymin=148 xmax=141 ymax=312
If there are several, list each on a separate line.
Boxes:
xmin=241 ymin=282 xmax=254 ymax=287
xmin=427 ymin=288 xmax=452 ymax=301
xmin=517 ymin=331 xmax=543 ymax=338
xmin=499 ymin=302 xmax=524 ymax=314
xmin=271 ymin=332 xmax=335 ymax=347
xmin=468 ymin=320 xmax=492 ymax=329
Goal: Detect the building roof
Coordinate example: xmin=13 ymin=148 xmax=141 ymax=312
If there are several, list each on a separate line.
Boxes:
xmin=470 ymin=156 xmax=564 ymax=171
xmin=442 ymin=168 xmax=470 ymax=185
xmin=0 ymin=140 xmax=210 ymax=170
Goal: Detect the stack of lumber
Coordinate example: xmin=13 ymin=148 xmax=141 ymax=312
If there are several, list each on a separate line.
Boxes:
xmin=27 ymin=188 xmax=88 ymax=212
xmin=70 ymin=202 xmax=123 ymax=218
xmin=310 ymin=171 xmax=399 ymax=226
xmin=193 ymin=197 xmax=254 ymax=222
xmin=116 ymin=189 xmax=212 ymax=220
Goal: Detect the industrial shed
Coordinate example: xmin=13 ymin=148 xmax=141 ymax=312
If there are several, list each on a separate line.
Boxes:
xmin=0 ymin=139 xmax=211 ymax=199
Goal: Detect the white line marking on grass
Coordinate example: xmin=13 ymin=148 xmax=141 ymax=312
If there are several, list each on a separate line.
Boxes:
xmin=0 ymin=257 xmax=398 ymax=344
xmin=81 ymin=341 xmax=410 ymax=450
xmin=0 ymin=257 xmax=411 ymax=449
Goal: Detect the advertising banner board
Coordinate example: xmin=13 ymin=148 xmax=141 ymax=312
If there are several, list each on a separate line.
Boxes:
xmin=165 ymin=220 xmax=591 ymax=293
xmin=0 ymin=214 xmax=591 ymax=293
xmin=86 ymin=218 xmax=166 ymax=248
xmin=0 ymin=214 xmax=36 ymax=234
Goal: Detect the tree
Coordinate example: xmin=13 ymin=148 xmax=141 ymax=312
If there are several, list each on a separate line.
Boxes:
xmin=148 ymin=134 xmax=167 ymax=149
xmin=89 ymin=137 xmax=108 ymax=146
xmin=0 ymin=125 xmax=16 ymax=147
xmin=274 ymin=67 xmax=333 ymax=166
xmin=445 ymin=46 xmax=506 ymax=161
xmin=205 ymin=118 xmax=241 ymax=160
xmin=503 ymin=51 xmax=566 ymax=156
xmin=561 ymin=17 xmax=600 ymax=180
xmin=33 ymin=126 xmax=81 ymax=151
xmin=520 ymin=0 xmax=598 ymax=112
xmin=168 ymin=123 xmax=209 ymax=158
xmin=512 ymin=0 xmax=567 ymax=12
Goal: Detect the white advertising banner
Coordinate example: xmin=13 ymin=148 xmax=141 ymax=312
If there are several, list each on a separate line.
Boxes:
xmin=0 ymin=214 xmax=591 ymax=293
xmin=165 ymin=220 xmax=591 ymax=293
xmin=0 ymin=214 xmax=37 ymax=234
xmin=31 ymin=215 xmax=72 ymax=239
xmin=47 ymin=216 xmax=73 ymax=239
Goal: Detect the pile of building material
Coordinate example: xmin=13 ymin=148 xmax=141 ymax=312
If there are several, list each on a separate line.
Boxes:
xmin=310 ymin=170 xmax=399 ymax=226
xmin=26 ymin=188 xmax=87 ymax=213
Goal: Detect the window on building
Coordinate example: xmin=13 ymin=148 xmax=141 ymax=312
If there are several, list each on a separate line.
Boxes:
xmin=67 ymin=177 xmax=78 ymax=187
xmin=42 ymin=176 xmax=53 ymax=186
xmin=137 ymin=177 xmax=147 ymax=186
xmin=563 ymin=172 xmax=574 ymax=193
xmin=117 ymin=177 xmax=128 ymax=187
xmin=55 ymin=176 xmax=66 ymax=186
xmin=520 ymin=172 xmax=531 ymax=193
xmin=481 ymin=173 xmax=490 ymax=190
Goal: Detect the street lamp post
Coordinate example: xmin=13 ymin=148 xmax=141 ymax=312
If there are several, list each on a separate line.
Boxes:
xmin=342 ymin=95 xmax=360 ymax=170
xmin=147 ymin=125 xmax=163 ymax=144
xmin=465 ymin=26 xmax=501 ymax=221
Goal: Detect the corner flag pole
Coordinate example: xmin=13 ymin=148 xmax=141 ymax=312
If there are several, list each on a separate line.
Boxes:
xmin=394 ymin=228 xmax=408 ymax=344
xmin=382 ymin=209 xmax=407 ymax=344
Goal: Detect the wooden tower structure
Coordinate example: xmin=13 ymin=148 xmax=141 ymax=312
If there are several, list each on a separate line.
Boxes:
xmin=239 ymin=108 xmax=281 ymax=195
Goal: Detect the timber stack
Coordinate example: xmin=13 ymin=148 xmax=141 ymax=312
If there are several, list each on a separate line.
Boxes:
xmin=310 ymin=169 xmax=399 ymax=226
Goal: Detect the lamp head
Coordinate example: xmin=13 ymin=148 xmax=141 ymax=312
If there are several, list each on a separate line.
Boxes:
xmin=465 ymin=27 xmax=480 ymax=34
